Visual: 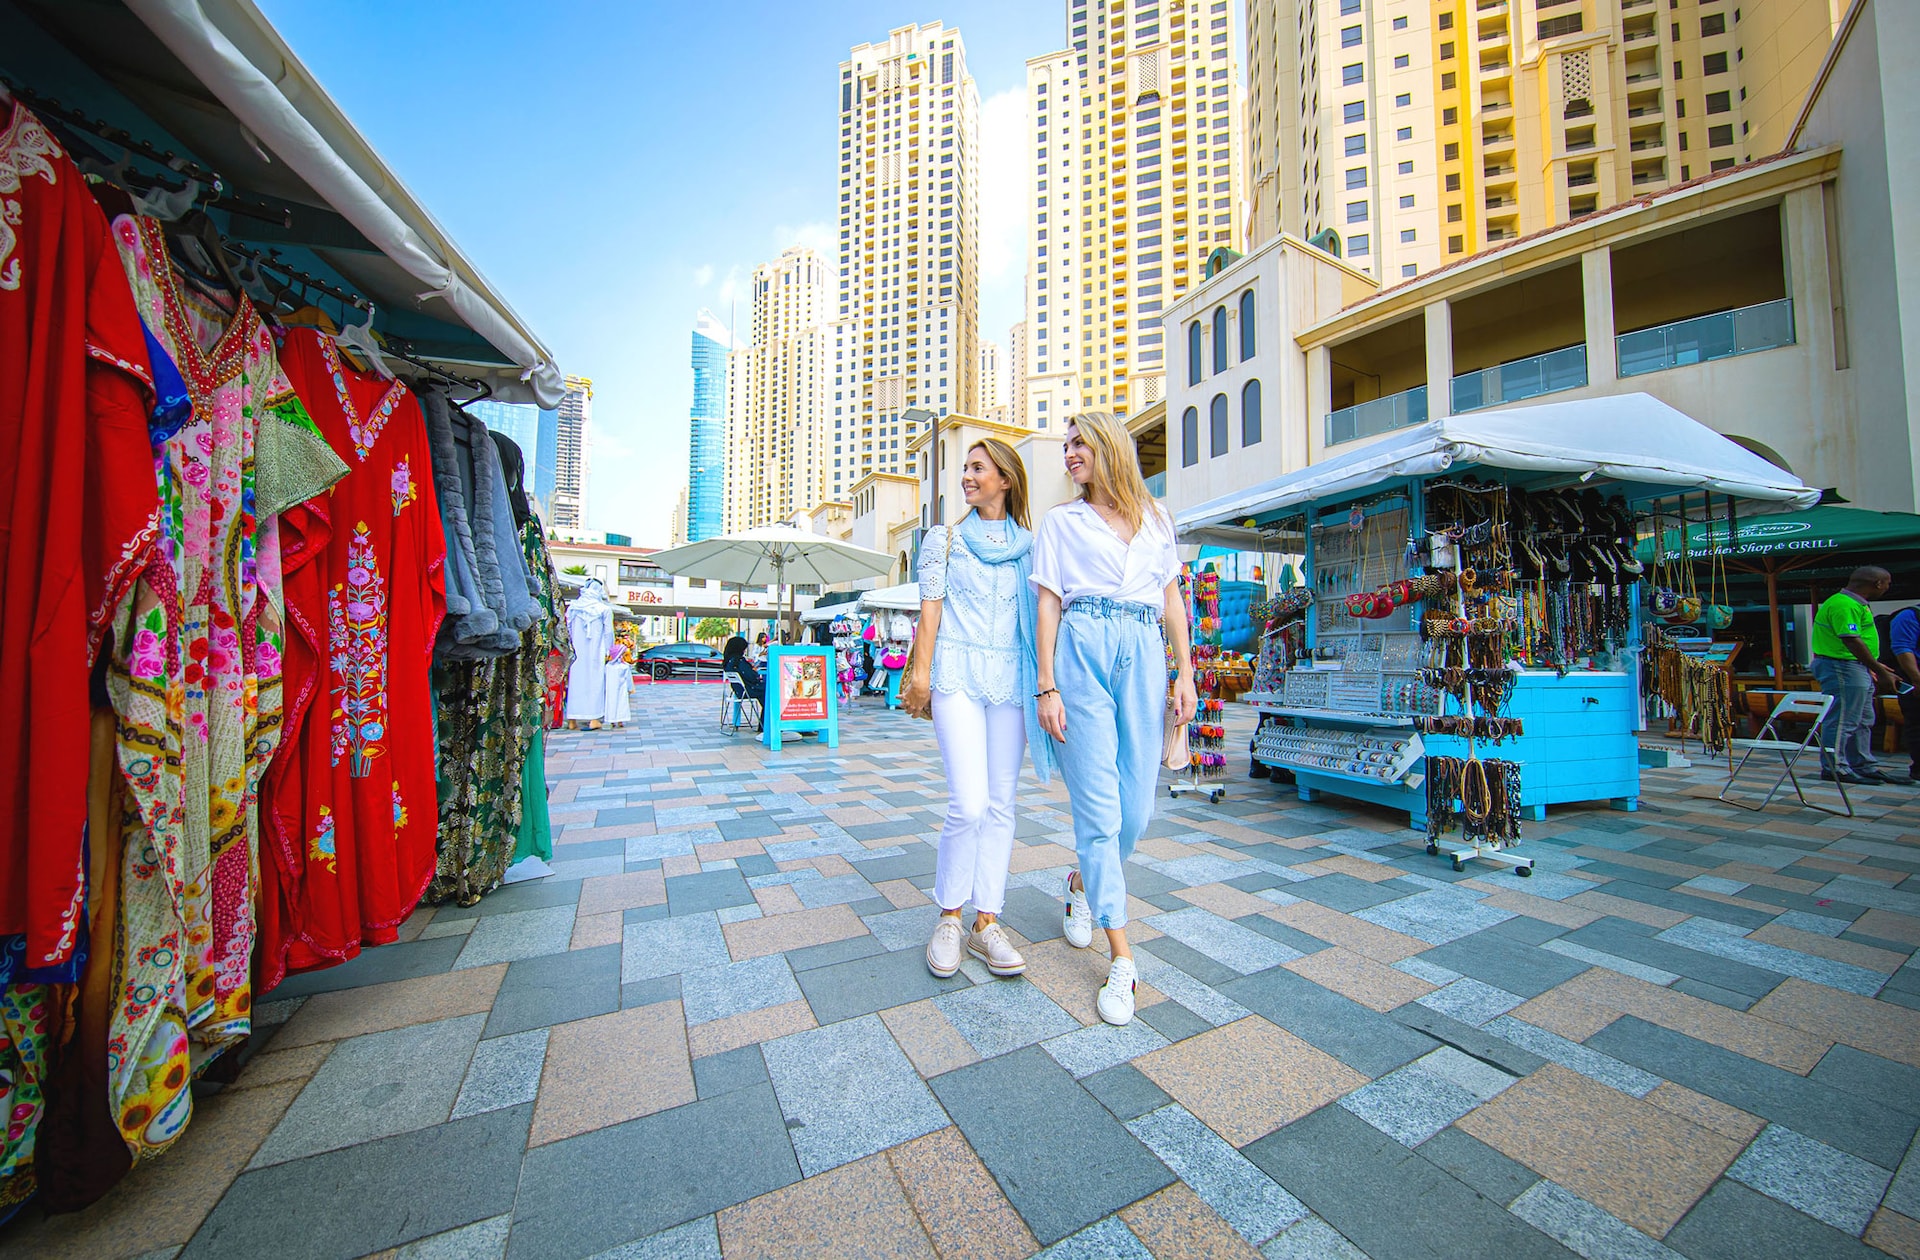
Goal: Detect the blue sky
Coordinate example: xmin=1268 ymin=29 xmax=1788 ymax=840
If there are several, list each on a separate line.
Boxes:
xmin=258 ymin=0 xmax=1066 ymax=546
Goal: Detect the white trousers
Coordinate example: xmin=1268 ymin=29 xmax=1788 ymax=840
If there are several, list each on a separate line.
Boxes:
xmin=931 ymin=689 xmax=1027 ymax=915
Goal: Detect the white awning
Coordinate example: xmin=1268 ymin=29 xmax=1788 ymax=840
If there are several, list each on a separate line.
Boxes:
xmin=860 ymin=583 xmax=922 ymax=612
xmin=1176 ymin=393 xmax=1819 ymax=547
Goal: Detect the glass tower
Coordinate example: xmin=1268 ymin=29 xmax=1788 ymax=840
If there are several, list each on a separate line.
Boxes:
xmin=689 ymin=310 xmax=730 ymax=541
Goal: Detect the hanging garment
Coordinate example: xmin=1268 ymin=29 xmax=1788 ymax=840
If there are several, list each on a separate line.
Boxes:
xmin=604 ymin=641 xmax=633 ymax=725
xmin=103 ymin=212 xmax=346 ymax=1161
xmin=421 ymin=390 xmax=536 ymax=658
xmin=0 ymin=104 xmax=160 ymax=975
xmin=256 ymin=329 xmax=447 ymax=991
xmin=513 ymin=520 xmax=567 ymax=865
xmin=564 ymin=581 xmax=614 ymax=722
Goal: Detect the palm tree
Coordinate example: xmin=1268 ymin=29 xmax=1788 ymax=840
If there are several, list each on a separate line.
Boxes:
xmin=692 ymin=616 xmax=732 ymax=644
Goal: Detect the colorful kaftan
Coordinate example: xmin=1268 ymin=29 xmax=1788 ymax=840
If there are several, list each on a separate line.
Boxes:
xmin=258 ymin=330 xmax=446 ymax=989
xmin=104 ymin=215 xmax=345 ymax=1159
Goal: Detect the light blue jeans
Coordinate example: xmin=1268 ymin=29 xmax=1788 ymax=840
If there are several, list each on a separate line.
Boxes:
xmin=1811 ymin=656 xmax=1877 ymax=775
xmin=1053 ymin=598 xmax=1166 ymax=929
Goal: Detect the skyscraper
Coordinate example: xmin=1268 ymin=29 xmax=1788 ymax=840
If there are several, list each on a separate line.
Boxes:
xmin=551 ymin=375 xmax=591 ymax=531
xmin=980 ymin=340 xmax=1003 ymax=408
xmin=832 ymin=23 xmax=981 ymax=500
xmin=1007 ymin=320 xmax=1030 ymax=427
xmin=689 ymin=310 xmax=730 ymax=542
xmin=1022 ymin=1 xmax=1244 ymax=428
xmin=535 ymin=405 xmax=558 ymax=520
xmin=725 ymin=247 xmax=832 ymax=531
xmin=1245 ymin=0 xmax=1844 ymax=280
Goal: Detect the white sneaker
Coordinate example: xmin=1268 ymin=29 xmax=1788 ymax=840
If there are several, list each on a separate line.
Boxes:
xmin=1098 ymin=955 xmax=1138 ymax=1026
xmin=926 ymin=915 xmax=965 ymax=978
xmin=967 ymin=921 xmax=1028 ymax=977
xmin=1063 ymin=872 xmax=1094 ymax=949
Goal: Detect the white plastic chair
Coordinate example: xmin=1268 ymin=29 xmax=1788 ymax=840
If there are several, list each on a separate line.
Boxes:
xmin=720 ymin=671 xmax=762 ymax=736
xmin=1720 ymin=691 xmax=1851 ymax=817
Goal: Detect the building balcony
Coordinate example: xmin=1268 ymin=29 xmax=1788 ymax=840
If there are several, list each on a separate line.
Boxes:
xmin=1482 ymin=98 xmax=1514 ymax=115
xmin=1486 ymin=164 xmax=1518 ymax=179
xmin=1618 ymin=298 xmax=1796 ymax=377
xmin=1326 ymin=385 xmax=1429 ymax=448
xmin=1567 ymin=171 xmax=1598 ymax=187
xmin=1479 ymin=25 xmax=1511 ymax=45
xmin=1484 ymin=130 xmax=1517 ymax=149
xmin=1451 ymin=344 xmax=1588 ymax=413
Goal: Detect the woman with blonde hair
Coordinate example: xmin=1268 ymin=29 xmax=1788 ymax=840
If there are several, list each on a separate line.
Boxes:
xmin=1033 ymin=412 xmax=1195 ymax=1025
xmin=904 ymin=438 xmax=1058 ymax=979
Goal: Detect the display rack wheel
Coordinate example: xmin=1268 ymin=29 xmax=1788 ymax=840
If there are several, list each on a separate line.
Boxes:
xmin=1516 ymin=864 xmax=1534 ymax=878
xmin=1452 ymin=858 xmax=1466 ymax=873
xmin=1168 ymin=786 xmax=1178 ymax=799
xmin=1426 ymin=843 xmax=1440 ymax=857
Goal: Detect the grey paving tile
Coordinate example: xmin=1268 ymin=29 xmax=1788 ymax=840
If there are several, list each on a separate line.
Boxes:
xmin=1482 ymin=1016 xmax=1662 ymax=1097
xmin=1670 ymin=977 xmax=1758 ymax=1011
xmin=1656 ymin=920 xmax=1886 ymax=997
xmin=761 ymin=1012 xmax=946 ymax=1176
xmin=1726 ymin=1123 xmax=1893 ymax=1237
xmin=1415 ymin=931 xmax=1591 ymax=998
xmin=453 ymin=905 xmax=577 ymax=970
xmin=1539 ymin=938 xmax=1681 ymax=986
xmin=1128 ymin=1103 xmax=1308 ymax=1245
xmin=716 ymin=815 xmax=784 ymax=842
xmin=620 ymin=912 xmax=728 ymax=984
xmin=508 ymin=1083 xmax=799 ymax=1259
xmin=622 ymin=975 xmax=682 ymax=1009
xmin=625 ymin=833 xmax=699 ymax=863
xmin=1242 ymin=1105 xmax=1576 ymax=1260
xmin=1082 ymin=1063 xmax=1174 ymax=1122
xmin=1415 ymin=978 xmax=1526 ymax=1027
xmin=586 ymin=1215 xmax=720 ymax=1260
xmin=679 ymin=955 xmax=803 ymax=1026
xmin=1287 ymin=873 xmax=1409 ymax=912
xmin=263 ymin=936 xmax=465 ymax=999
xmin=1260 ymin=1215 xmax=1373 ymax=1260
xmin=994 ymin=883 xmax=1071 ymax=944
xmin=1136 ymin=998 xmax=1213 ymax=1043
xmin=549 ymin=856 xmax=627 ymax=881
xmin=863 ymin=903 xmax=945 ymax=951
xmin=552 ymin=838 xmax=627 ymax=861
xmin=665 ymin=869 xmax=754 ymax=916
xmin=251 ymin=1014 xmax=485 ymax=1167
xmin=1507 ymin=1181 xmax=1679 ymax=1260
xmin=1816 ymin=875 xmax=1920 ymax=917
xmin=1417 ymin=1127 xmax=1541 ymax=1207
xmin=394 ymin=1213 xmax=512 ymax=1260
xmin=1041 ymin=1017 xmax=1171 ymax=1078
xmin=1887 ymin=1129 xmax=1920 ymax=1220
xmin=1032 ymin=1217 xmax=1154 ymax=1260
xmin=1144 ymin=906 xmax=1303 ymax=973
xmin=1810 ymin=1044 xmax=1920 ymax=1117
xmin=1354 ymin=888 xmax=1515 ymax=945
xmin=1148 ymin=854 xmax=1259 ymax=887
xmin=1394 ymin=955 xmax=1464 ymax=986
xmin=1663 ymin=1179 xmax=1883 ymax=1260
xmin=1587 ymin=1016 xmax=1918 ymax=1169
xmin=1223 ymin=965 xmax=1439 ymax=1078
xmin=183 ymin=1104 xmax=529 ymax=1260
xmin=453 ymin=1029 xmax=548 ymax=1120
xmin=1338 ymin=1063 xmax=1488 ymax=1147
xmin=1237 ymin=913 xmax=1335 ymax=955
xmin=1580 ymin=880 xmax=1778 ymax=929
xmin=784 ymin=933 xmax=887 ymax=972
xmin=1130 ymin=950 xmax=1251 ymax=1028
xmin=794 ymin=940 xmax=970 ymax=1023
xmin=931 ymin=1045 xmax=1173 ymax=1246
xmin=847 ymin=843 xmax=941 ymax=883
xmin=935 ymin=977 xmax=1081 ymax=1058
xmin=1136 ymin=936 xmax=1242 ymax=987
xmin=787 ymin=872 xmax=880 ymax=908
xmin=485 ymin=944 xmax=622 ymax=1038
xmin=431 ymin=878 xmax=583 ymax=922
xmin=692 ymin=1045 xmax=768 ymax=1100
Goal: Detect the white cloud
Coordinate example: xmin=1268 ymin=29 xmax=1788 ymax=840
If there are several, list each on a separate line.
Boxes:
xmin=773 ymin=221 xmax=836 ymax=255
xmin=715 ymin=264 xmax=745 ymax=309
xmin=692 ymin=263 xmax=714 ymax=287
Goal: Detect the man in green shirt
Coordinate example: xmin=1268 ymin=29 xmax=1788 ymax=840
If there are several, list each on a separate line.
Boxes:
xmin=1810 ymin=566 xmax=1900 ymax=784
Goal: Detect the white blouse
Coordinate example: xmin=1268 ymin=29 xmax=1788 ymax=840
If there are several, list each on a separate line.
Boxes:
xmin=1030 ymin=499 xmax=1180 ymax=607
xmin=918 ymin=521 xmax=1023 ymax=705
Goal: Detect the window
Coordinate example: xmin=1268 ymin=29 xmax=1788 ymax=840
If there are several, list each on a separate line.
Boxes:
xmin=1443 ymin=142 xmax=1459 ymax=160
xmin=1341 ymin=0 xmax=1360 ymax=11
xmin=1347 ymin=201 xmax=1369 ymax=223
xmin=1349 ymin=233 xmax=1370 ymax=256
xmin=1440 ymin=41 xmax=1454 ymax=59
xmin=1345 ymin=134 xmax=1367 ymax=156
xmin=1438 ymin=11 xmax=1453 ymax=28
xmin=1396 ymin=93 xmax=1412 ymax=107
xmin=1708 ymin=123 xmax=1734 ymax=147
xmin=1706 ymin=90 xmax=1731 ymax=114
xmin=1239 ymin=289 xmax=1256 ymax=360
xmin=1346 ymin=167 xmax=1368 ymax=189
xmin=1342 ymin=25 xmax=1363 ymax=47
xmin=1211 ymin=306 xmax=1228 ymax=372
xmin=1242 ymin=379 xmax=1262 ymax=446
xmin=1701 ymin=12 xmax=1726 ymax=35
xmin=1441 ymin=71 xmax=1456 ymax=90
xmin=1345 ymin=101 xmax=1367 ymax=123
xmin=1210 ymin=393 xmax=1229 ymax=456
xmin=1400 ymin=228 xmax=1416 ymax=242
xmin=1181 ymin=406 xmax=1199 ymax=466
xmin=1397 ymin=126 xmax=1413 ymax=141
xmin=1538 ymin=13 xmax=1583 ymax=38
xmin=1394 ymin=54 xmax=1410 ymax=68
xmin=1398 ymin=160 xmax=1414 ymax=175
xmin=1447 ymin=204 xmax=1462 ymax=222
xmin=1703 ymin=51 xmax=1728 ymax=74
xmin=1442 ymin=106 xmax=1457 ymax=126
xmin=1448 ymin=235 xmax=1464 ymax=253
xmin=1187 ymin=320 xmax=1203 ymax=383
xmin=1342 ymin=64 xmax=1364 ymax=86
xmin=1392 ymin=15 xmax=1408 ymax=30
xmin=1402 ymin=264 xmax=1418 ymax=277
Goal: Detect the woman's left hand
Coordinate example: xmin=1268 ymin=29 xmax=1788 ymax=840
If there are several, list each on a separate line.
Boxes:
xmin=1171 ymin=672 xmax=1198 ymax=726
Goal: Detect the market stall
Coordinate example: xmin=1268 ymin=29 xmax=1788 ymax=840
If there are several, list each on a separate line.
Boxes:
xmin=1178 ymin=395 xmax=1817 ymax=871
xmin=858 ymin=583 xmax=921 ymax=708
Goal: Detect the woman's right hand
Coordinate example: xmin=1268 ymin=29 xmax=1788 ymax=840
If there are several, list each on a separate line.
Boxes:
xmin=902 ymin=671 xmax=932 ymax=717
xmin=1039 ymin=690 xmax=1067 ymax=742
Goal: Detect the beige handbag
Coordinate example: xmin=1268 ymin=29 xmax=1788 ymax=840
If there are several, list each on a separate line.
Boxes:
xmin=1162 ymin=693 xmax=1191 ymax=770
xmin=901 ymin=527 xmax=952 ymax=721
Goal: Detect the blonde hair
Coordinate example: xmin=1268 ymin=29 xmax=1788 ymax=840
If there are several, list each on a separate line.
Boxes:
xmin=1066 ymin=411 xmax=1159 ymax=536
xmin=965 ymin=438 xmax=1032 ymax=531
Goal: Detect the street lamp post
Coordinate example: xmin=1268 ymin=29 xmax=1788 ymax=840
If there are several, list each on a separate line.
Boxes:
xmin=903 ymin=406 xmax=939 ymax=527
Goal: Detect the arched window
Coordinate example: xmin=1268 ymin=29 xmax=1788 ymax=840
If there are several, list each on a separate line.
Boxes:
xmin=1187 ymin=321 xmax=1203 ymax=385
xmin=1212 ymin=306 xmax=1229 ymax=373
xmin=1240 ymin=289 xmax=1257 ymax=360
xmin=1210 ymin=393 xmax=1229 ymax=457
xmin=1242 ymin=378 xmax=1262 ymax=447
xmin=1181 ymin=406 xmax=1200 ymax=467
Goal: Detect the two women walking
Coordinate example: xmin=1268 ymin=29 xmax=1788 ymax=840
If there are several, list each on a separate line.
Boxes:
xmin=904 ymin=414 xmax=1195 ymax=1025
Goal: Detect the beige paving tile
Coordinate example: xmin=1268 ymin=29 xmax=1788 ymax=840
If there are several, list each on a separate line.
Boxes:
xmin=661 ymin=853 xmax=701 ymax=878
xmin=1477 ymin=889 xmax=1603 ymax=930
xmin=753 ymin=883 xmax=806 ymax=916
xmin=879 ymin=999 xmax=980 ymax=1078
xmin=1121 ymin=1181 xmax=1264 ymax=1260
xmin=1284 ymin=946 xmax=1437 ymax=1011
xmin=887 ymin=1126 xmax=1039 ymax=1260
xmin=1265 ymin=900 xmax=1428 ymax=963
xmin=724 ymin=903 xmax=870 ymax=961
xmin=809 ymin=854 xmax=858 ymax=877
xmin=229 ymin=1041 xmax=333 ymax=1092
xmin=1512 ymin=969 xmax=1831 ymax=1073
xmin=1296 ymin=855 xmax=1402 ymax=883
xmin=393 ymin=906 xmax=434 ymax=943
xmin=875 ymin=878 xmax=933 ymax=909
xmin=1137 ymin=1016 xmax=1368 ymax=1147
xmin=578 ymin=869 xmax=666 ymax=917
xmin=686 ymin=998 xmax=818 ymax=1058
xmin=1136 ymin=835 xmax=1195 ymax=861
xmin=1191 ymin=816 xmax=1307 ymax=848
xmin=530 ymin=1001 xmax=694 ymax=1146
xmin=825 ymin=805 xmax=889 ymax=827
xmin=1749 ymin=923 xmax=1907 ymax=973
xmin=556 ymin=822 xmax=653 ymax=843
xmin=1174 ymin=882 xmax=1285 ymax=920
xmin=570 ymin=910 xmax=624 ymax=951
xmin=1857 ymin=909 xmax=1920 ymax=948
xmin=1749 ymin=977 xmax=1920 ymax=1069
xmin=1459 ymin=1064 xmax=1741 ymax=1238
xmin=1563 ymin=890 xmax=1690 ymax=929
xmin=1017 ymin=938 xmax=1165 ymax=1026
xmin=718 ymin=1151 xmax=936 ymax=1259
xmin=271 ymin=964 xmax=505 ymax=1049
xmin=1868 ymin=1208 xmax=1920 ymax=1260
xmin=1009 ymin=841 xmax=1073 ymax=873
xmin=1508 ymin=980 xmax=1620 ymax=1042
xmin=1644 ymin=1081 xmax=1765 ymax=1144
xmin=696 ymin=837 xmax=768 ymax=861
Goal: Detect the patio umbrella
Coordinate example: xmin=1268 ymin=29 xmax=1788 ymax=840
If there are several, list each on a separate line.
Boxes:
xmin=646 ymin=526 xmax=895 ymax=636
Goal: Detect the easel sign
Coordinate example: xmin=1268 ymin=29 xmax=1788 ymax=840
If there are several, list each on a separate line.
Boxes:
xmin=766 ymin=646 xmax=839 ymax=750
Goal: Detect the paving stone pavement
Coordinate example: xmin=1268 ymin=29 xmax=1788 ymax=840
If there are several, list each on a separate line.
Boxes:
xmin=12 ymin=680 xmax=1920 ymax=1259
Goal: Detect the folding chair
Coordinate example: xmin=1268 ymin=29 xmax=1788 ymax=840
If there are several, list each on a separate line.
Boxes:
xmin=1719 ymin=691 xmax=1852 ymax=817
xmin=720 ymin=671 xmax=762 ymax=736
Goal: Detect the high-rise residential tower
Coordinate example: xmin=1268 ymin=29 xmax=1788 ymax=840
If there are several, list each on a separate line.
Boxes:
xmin=1007 ymin=320 xmax=1030 ymax=427
xmin=980 ymin=340 xmax=1003 ymax=408
xmin=831 ymin=23 xmax=982 ymax=500
xmin=1022 ymin=2 xmax=1244 ymax=429
xmin=725 ymin=246 xmax=832 ymax=532
xmin=688 ymin=310 xmax=730 ymax=542
xmin=551 ymin=375 xmax=591 ymax=531
xmin=1246 ymin=0 xmax=1844 ymax=281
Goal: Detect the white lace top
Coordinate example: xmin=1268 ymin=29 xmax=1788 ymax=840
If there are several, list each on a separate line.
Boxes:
xmin=919 ymin=522 xmax=1023 ymax=705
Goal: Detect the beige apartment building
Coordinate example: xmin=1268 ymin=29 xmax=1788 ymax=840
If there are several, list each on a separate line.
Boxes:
xmin=724 ymin=246 xmax=832 ymax=532
xmin=1019 ymin=0 xmax=1247 ymax=431
xmin=1246 ymin=0 xmax=1844 ymax=283
xmin=832 ymin=24 xmax=982 ymax=503
xmin=1006 ymin=320 xmax=1030 ymax=428
xmin=551 ymin=374 xmax=591 ymax=531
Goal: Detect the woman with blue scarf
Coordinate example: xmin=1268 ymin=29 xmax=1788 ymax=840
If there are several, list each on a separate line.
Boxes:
xmin=903 ymin=438 xmax=1058 ymax=980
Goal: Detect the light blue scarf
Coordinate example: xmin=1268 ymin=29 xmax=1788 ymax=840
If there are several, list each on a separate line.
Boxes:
xmin=957 ymin=511 xmax=1058 ymax=784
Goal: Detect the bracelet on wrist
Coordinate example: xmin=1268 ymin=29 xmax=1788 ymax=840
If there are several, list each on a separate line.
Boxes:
xmin=1036 ymin=687 xmax=1059 ymax=699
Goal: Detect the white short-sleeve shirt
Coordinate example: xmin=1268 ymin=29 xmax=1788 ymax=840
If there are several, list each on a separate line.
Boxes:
xmin=1030 ymin=499 xmax=1180 ymax=606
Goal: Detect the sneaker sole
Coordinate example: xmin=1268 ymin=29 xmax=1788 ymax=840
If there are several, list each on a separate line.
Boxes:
xmin=1098 ymin=990 xmax=1135 ymax=1026
xmin=967 ymin=944 xmax=1027 ymax=976
xmin=926 ymin=954 xmax=961 ymax=979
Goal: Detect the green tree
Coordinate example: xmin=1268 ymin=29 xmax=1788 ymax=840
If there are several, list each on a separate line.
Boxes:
xmin=692 ymin=616 xmax=733 ymax=644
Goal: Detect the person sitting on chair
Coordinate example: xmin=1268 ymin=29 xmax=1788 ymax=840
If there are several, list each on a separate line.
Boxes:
xmin=722 ymin=635 xmax=766 ymax=732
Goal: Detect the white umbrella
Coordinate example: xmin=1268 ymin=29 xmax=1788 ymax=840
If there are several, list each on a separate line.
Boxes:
xmin=647 ymin=526 xmax=896 ymax=634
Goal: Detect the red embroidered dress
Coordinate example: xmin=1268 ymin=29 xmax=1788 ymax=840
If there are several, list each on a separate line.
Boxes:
xmin=260 ymin=329 xmax=446 ymax=988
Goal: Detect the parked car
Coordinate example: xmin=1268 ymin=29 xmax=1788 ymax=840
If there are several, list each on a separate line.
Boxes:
xmin=638 ymin=641 xmax=724 ymax=680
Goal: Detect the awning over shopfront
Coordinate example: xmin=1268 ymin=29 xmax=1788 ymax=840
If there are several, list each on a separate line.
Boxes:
xmin=2 ymin=0 xmax=563 ymax=405
xmin=1176 ymin=394 xmax=1818 ymax=548
xmin=1640 ymin=505 xmax=1920 ymax=562
xmin=860 ymin=583 xmax=922 ymax=612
